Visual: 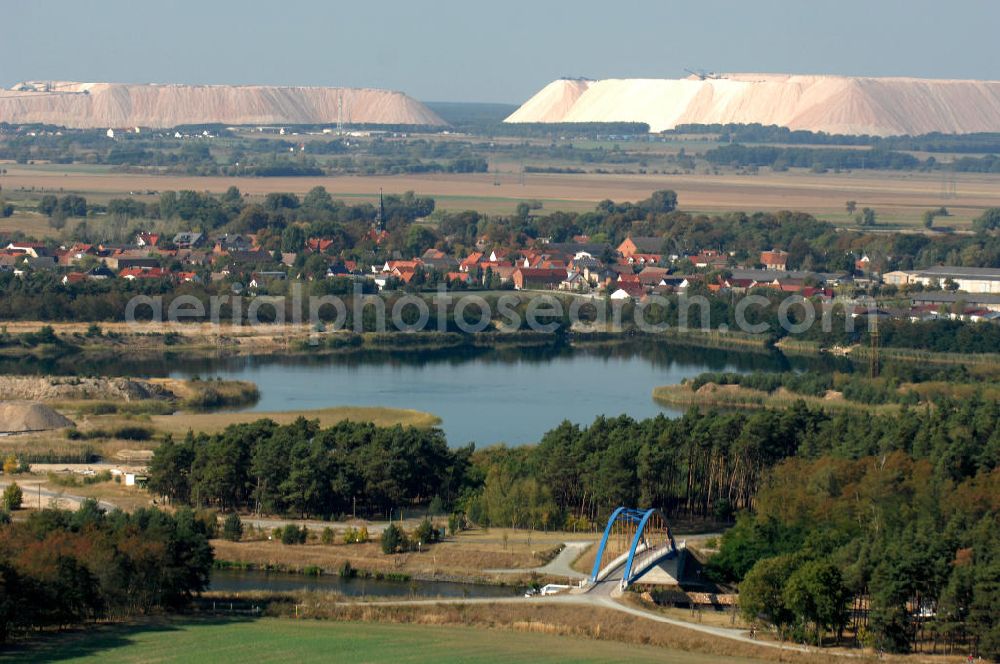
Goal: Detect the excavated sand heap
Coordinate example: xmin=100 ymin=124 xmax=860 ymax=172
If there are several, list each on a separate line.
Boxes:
xmin=0 ymin=401 xmax=74 ymax=433
xmin=0 ymin=81 xmax=446 ymax=128
xmin=506 ymin=74 xmax=1000 ymax=136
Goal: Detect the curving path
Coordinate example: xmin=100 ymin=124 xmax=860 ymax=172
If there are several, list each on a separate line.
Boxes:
xmin=485 ymin=541 xmax=591 ymax=579
xmin=343 ymin=556 xmax=845 ymax=658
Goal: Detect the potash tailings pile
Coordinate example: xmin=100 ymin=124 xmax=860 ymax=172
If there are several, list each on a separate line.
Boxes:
xmin=0 ymin=81 xmax=446 ymax=128
xmin=506 ymin=73 xmax=1000 ymax=136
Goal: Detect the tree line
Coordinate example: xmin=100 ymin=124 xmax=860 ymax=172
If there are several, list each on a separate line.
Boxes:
xmin=710 ymin=451 xmax=999 ymax=656
xmin=147 ymin=418 xmax=473 ymax=519
xmin=465 ymin=395 xmax=993 ymax=529
xmin=0 ymin=501 xmax=214 ymax=643
xmin=698 ymin=394 xmax=999 ymax=654
xmin=705 ymin=144 xmax=922 ymax=171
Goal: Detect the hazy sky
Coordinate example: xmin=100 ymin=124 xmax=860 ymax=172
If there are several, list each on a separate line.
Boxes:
xmin=3 ymin=0 xmax=998 ymax=104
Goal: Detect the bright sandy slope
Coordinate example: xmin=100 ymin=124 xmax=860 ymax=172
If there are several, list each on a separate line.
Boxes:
xmin=0 ymin=81 xmax=446 ymax=128
xmin=505 ymin=74 xmax=1000 ymax=136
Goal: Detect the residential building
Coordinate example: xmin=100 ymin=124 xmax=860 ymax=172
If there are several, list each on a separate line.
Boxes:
xmin=172 ymin=232 xmax=204 ymax=248
xmin=119 ymin=266 xmax=170 ymax=280
xmin=760 ymin=249 xmax=789 ymax=271
xmin=512 ymin=267 xmax=565 ymax=290
xmin=617 ymin=236 xmax=663 ymax=259
xmin=6 ymin=241 xmax=50 ymax=258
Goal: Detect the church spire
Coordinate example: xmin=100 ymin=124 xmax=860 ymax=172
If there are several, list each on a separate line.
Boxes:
xmin=374 ymin=188 xmax=386 ymax=232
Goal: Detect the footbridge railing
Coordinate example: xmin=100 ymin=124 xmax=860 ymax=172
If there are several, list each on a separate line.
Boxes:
xmin=590 ymin=507 xmax=677 ymax=588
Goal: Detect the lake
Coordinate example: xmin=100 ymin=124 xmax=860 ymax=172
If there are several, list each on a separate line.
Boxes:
xmin=2 ymin=339 xmax=848 ymax=446
xmin=164 ymin=341 xmax=836 ymax=445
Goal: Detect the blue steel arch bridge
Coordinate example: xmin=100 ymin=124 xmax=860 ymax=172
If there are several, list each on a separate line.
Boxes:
xmin=590 ymin=507 xmax=679 ymax=589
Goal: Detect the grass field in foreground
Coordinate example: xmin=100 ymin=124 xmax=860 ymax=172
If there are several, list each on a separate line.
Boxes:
xmin=1 ymin=618 xmax=766 ymax=663
xmin=150 ymin=406 xmax=441 ymax=435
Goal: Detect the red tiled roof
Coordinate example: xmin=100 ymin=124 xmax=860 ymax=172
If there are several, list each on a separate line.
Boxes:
xmin=616 ymin=282 xmax=646 ymax=296
xmin=119 ymin=267 xmax=170 ymax=279
xmin=384 ymin=259 xmax=422 ymax=271
xmin=307 ymin=238 xmax=336 ymax=252
xmin=761 ymin=250 xmax=788 ymax=264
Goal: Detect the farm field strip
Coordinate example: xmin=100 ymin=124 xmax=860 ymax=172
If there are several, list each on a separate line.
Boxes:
xmin=2 ymin=167 xmax=997 ymax=224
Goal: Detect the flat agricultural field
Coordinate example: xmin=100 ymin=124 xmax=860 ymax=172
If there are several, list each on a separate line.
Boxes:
xmin=2 ymin=165 xmax=996 ymax=225
xmin=0 ymin=618 xmax=768 ymax=663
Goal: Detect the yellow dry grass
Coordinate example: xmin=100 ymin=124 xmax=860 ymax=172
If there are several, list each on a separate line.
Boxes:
xmin=150 ymin=406 xmax=440 ymax=436
xmin=651 ymin=383 xmax=901 ymax=414
xmin=572 ymin=542 xmax=599 ymax=575
xmin=0 ymin=212 xmax=64 ymax=237
xmin=213 ymin=527 xmax=594 ymax=580
xmin=622 ymin=592 xmax=752 ymax=631
xmin=44 ymin=479 xmax=156 ymax=511
xmin=212 ymin=536 xmax=537 ymax=579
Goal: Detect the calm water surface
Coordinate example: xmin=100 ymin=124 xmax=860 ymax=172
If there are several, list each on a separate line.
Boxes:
xmin=165 ymin=341 xmax=822 ymax=445
xmin=2 ymin=340 xmax=847 ymax=445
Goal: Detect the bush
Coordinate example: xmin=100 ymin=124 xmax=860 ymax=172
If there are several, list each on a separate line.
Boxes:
xmin=281 ymin=524 xmax=308 ymax=545
xmin=83 ymin=470 xmax=112 ymax=485
xmin=380 ymin=523 xmax=409 ymax=554
xmin=2 ymin=482 xmax=23 ymax=511
xmin=321 ymin=526 xmax=335 ymax=545
xmin=114 ymin=426 xmax=153 ymax=441
xmin=47 ymin=472 xmax=80 ymax=488
xmin=342 ymin=525 xmax=369 ymax=544
xmin=2 ymin=455 xmax=18 ymax=475
xmin=222 ymin=513 xmax=243 ymax=542
xmin=413 ymin=517 xmax=439 ymax=546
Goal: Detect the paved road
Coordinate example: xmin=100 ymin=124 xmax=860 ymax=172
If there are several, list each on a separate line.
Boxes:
xmin=485 ymin=541 xmax=591 ymax=579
